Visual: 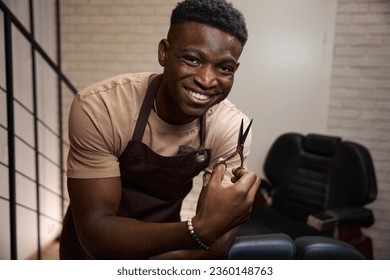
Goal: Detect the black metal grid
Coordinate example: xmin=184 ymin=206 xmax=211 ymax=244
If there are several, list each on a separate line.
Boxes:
xmin=0 ymin=0 xmax=77 ymax=260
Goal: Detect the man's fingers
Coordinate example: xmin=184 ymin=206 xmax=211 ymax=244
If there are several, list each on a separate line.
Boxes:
xmin=208 ymin=161 xmax=226 ymax=185
xmin=233 ymin=170 xmax=260 ymax=195
xmin=238 ymin=172 xmax=258 ymax=189
xmin=232 ymin=167 xmax=245 ymax=178
xmin=248 ymin=176 xmax=261 ymax=198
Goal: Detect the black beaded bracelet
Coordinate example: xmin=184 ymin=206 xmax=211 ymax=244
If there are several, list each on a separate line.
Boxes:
xmin=187 ymin=217 xmax=211 ymax=251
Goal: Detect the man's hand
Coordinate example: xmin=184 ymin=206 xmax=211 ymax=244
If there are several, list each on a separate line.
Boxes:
xmin=231 ymin=166 xmax=247 ymax=183
xmin=193 ymin=164 xmax=260 ymax=246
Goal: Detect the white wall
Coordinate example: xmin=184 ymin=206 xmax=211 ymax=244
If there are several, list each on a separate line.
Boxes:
xmin=230 ymin=0 xmax=338 ymax=174
xmin=327 ymin=0 xmax=390 ymax=260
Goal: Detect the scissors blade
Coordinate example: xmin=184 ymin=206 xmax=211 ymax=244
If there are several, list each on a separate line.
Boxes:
xmin=237 ymin=119 xmax=244 ymax=148
xmin=239 ymin=118 xmax=253 ymax=149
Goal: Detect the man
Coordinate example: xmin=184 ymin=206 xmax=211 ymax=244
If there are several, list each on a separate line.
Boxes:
xmin=60 ymin=0 xmax=259 ymax=259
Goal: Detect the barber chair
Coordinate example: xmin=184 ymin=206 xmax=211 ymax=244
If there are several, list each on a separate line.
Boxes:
xmin=238 ymin=133 xmax=377 ymax=259
xmin=228 ymin=233 xmax=297 ymax=260
xmin=294 ymin=236 xmax=365 ymax=260
xmin=228 ymin=234 xmax=365 ymax=260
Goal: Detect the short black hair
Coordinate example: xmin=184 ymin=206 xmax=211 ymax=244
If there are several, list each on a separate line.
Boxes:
xmin=171 ymin=0 xmax=248 ymax=46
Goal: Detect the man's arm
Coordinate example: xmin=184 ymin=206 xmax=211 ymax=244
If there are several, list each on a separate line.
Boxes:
xmin=150 ymin=228 xmax=239 ymax=259
xmin=68 ymin=165 xmax=259 ymax=259
xmin=68 ymin=176 xmax=197 ymax=259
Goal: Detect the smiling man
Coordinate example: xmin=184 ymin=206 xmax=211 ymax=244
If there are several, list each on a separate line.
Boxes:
xmin=60 ymin=0 xmax=260 ymax=259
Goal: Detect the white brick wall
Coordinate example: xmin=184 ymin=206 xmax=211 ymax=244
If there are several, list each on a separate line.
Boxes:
xmin=328 ymin=0 xmax=390 ymax=259
xmin=61 ymin=0 xmax=177 ymax=90
xmin=60 ymin=0 xmax=390 ymax=259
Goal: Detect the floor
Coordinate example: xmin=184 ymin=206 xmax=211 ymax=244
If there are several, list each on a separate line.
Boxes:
xmin=38 ymin=175 xmax=203 ymax=260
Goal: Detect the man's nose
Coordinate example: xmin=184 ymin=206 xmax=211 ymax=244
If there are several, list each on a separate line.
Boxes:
xmin=194 ymin=65 xmax=218 ymax=89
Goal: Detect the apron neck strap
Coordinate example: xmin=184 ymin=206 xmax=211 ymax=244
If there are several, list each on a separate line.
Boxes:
xmin=199 ymin=115 xmax=206 ymax=148
xmin=132 ymin=74 xmax=162 ymax=142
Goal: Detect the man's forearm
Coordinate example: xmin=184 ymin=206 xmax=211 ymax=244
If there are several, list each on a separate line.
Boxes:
xmin=149 ymin=227 xmax=239 ymax=260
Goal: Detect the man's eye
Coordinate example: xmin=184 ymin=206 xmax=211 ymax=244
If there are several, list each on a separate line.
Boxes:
xmin=219 ymin=66 xmax=234 ymax=74
xmin=184 ymin=57 xmax=200 ymax=66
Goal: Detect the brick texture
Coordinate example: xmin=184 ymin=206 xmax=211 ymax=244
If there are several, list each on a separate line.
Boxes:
xmin=328 ymin=0 xmax=390 ymax=259
xmin=61 ymin=0 xmax=177 ymax=90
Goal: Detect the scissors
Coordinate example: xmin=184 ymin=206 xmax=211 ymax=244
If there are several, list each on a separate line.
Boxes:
xmin=214 ymin=118 xmax=253 ymax=169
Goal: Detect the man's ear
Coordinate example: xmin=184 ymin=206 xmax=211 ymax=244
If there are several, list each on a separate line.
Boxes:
xmin=158 ymin=39 xmax=169 ymax=67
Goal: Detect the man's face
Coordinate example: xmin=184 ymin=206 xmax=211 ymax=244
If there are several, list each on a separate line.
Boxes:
xmin=158 ymin=22 xmax=243 ymax=125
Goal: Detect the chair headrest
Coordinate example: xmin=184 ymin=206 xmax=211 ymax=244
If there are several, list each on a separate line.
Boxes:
xmin=304 ymin=134 xmax=341 ymax=156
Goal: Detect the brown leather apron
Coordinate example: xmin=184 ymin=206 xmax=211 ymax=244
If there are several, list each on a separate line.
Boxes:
xmin=117 ymin=74 xmax=210 ymax=222
xmin=60 ymin=74 xmax=210 ymax=259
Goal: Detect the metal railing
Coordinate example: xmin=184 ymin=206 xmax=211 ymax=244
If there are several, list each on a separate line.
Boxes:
xmin=0 ymin=0 xmax=77 ymax=259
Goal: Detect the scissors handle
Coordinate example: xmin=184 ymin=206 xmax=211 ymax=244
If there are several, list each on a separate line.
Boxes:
xmin=213 ymin=151 xmax=238 ymax=169
xmin=213 ymin=118 xmax=253 ymax=170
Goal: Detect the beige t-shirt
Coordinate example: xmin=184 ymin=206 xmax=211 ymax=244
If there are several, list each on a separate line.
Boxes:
xmin=67 ymin=72 xmax=252 ymax=187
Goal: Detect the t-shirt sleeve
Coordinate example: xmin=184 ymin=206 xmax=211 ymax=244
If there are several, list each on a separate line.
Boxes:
xmin=67 ymin=95 xmax=121 ymax=179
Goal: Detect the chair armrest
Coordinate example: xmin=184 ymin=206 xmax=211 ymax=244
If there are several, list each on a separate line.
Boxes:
xmin=326 ymin=206 xmax=374 ymax=227
xmin=307 ymin=212 xmax=337 ymax=231
xmin=227 ymin=233 xmax=297 ymax=260
xmin=307 ymin=207 xmax=374 ymax=231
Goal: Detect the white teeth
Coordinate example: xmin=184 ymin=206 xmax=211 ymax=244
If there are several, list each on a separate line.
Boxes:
xmin=189 ymin=90 xmax=210 ymax=101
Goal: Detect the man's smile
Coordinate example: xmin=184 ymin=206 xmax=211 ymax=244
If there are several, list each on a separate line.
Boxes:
xmin=184 ymin=87 xmax=216 ymax=106
xmin=189 ymin=90 xmax=210 ymax=101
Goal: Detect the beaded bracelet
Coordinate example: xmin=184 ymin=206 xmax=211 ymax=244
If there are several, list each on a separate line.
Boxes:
xmin=187 ymin=217 xmax=211 ymax=251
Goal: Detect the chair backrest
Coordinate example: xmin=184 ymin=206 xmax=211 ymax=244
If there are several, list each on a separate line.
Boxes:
xmin=263 ymin=133 xmax=377 ymax=222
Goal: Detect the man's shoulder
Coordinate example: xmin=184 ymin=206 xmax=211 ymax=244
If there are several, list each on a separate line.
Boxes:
xmin=76 ymin=72 xmax=152 ymax=99
xmin=207 ymin=99 xmax=248 ymax=122
xmin=70 ymin=72 xmax=154 ymax=129
xmin=206 ymin=99 xmax=250 ymax=139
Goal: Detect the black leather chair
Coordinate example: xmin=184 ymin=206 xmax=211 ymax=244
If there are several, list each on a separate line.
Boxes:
xmin=227 ymin=234 xmax=366 ymax=260
xmin=228 ymin=233 xmax=297 ymax=260
xmin=294 ymin=236 xmax=365 ymax=260
xmin=238 ymin=133 xmax=377 ymax=259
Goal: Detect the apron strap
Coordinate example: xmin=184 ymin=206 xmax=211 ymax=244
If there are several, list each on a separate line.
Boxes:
xmin=132 ymin=74 xmax=162 ymax=142
xmin=195 ymin=115 xmax=208 ymax=163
